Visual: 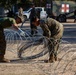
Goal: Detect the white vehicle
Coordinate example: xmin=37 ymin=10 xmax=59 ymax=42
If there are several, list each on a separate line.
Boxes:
xmin=16 ymin=7 xmax=47 ymax=20
xmin=40 ymin=8 xmax=47 ymax=19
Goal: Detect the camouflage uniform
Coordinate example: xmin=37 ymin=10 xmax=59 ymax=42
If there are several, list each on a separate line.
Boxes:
xmin=18 ymin=7 xmax=24 ymax=22
xmin=0 ymin=17 xmax=16 ymax=56
xmin=18 ymin=7 xmax=23 ymax=17
xmin=40 ymin=18 xmax=64 ymax=62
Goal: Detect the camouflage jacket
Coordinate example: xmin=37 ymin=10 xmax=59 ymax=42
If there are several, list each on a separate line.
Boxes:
xmin=40 ymin=18 xmax=63 ymax=38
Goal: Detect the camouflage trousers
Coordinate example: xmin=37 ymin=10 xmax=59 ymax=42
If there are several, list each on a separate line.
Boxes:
xmin=48 ymin=38 xmax=60 ymax=60
xmin=0 ymin=27 xmax=6 ymax=55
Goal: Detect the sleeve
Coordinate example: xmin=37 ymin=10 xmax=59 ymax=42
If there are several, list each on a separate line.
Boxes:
xmin=40 ymin=20 xmax=51 ymax=38
xmin=1 ymin=18 xmax=16 ymax=28
xmin=9 ymin=18 xmax=16 ymax=25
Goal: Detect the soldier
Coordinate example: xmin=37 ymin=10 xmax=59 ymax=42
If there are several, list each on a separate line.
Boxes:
xmin=32 ymin=17 xmax=64 ymax=63
xmin=18 ymin=7 xmax=24 ymax=23
xmin=18 ymin=7 xmax=23 ymax=17
xmin=0 ymin=16 xmax=25 ymax=63
xmin=29 ymin=3 xmax=37 ymax=36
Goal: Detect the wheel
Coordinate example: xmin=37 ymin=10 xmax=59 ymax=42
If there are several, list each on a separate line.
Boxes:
xmin=57 ymin=14 xmax=66 ymax=22
xmin=18 ymin=39 xmax=48 ymax=60
xmin=23 ymin=15 xmax=27 ymax=20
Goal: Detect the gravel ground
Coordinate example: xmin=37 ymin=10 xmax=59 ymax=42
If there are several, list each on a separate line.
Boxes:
xmin=0 ymin=42 xmax=76 ymax=75
xmin=1 ymin=22 xmax=76 ymax=75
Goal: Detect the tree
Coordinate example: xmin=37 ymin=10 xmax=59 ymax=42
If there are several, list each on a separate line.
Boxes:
xmin=0 ymin=0 xmax=20 ymax=8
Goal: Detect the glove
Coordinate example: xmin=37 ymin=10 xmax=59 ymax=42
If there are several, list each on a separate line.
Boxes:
xmin=18 ymin=28 xmax=25 ymax=36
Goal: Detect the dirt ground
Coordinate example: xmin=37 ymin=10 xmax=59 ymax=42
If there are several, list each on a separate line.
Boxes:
xmin=0 ymin=42 xmax=76 ymax=75
xmin=0 ymin=21 xmax=76 ymax=75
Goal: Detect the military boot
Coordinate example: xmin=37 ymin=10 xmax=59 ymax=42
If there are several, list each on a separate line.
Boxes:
xmin=55 ymin=56 xmax=58 ymax=61
xmin=48 ymin=55 xmax=55 ymax=63
xmin=55 ymin=55 xmax=62 ymax=61
xmin=48 ymin=58 xmax=55 ymax=63
xmin=0 ymin=55 xmax=10 ymax=63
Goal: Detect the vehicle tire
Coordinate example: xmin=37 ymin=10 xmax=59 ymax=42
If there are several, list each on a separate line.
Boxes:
xmin=57 ymin=14 xmax=66 ymax=22
xmin=18 ymin=40 xmax=48 ymax=60
xmin=23 ymin=15 xmax=27 ymax=20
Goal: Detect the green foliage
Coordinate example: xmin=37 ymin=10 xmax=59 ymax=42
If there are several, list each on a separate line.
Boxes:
xmin=0 ymin=0 xmax=75 ymax=9
xmin=33 ymin=0 xmax=46 ymax=7
xmin=0 ymin=0 xmax=19 ymax=8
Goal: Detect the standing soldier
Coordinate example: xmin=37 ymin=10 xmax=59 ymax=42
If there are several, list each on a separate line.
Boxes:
xmin=18 ymin=7 xmax=24 ymax=22
xmin=18 ymin=7 xmax=23 ymax=17
xmin=32 ymin=17 xmax=64 ymax=63
xmin=29 ymin=3 xmax=37 ymax=36
xmin=0 ymin=16 xmax=25 ymax=63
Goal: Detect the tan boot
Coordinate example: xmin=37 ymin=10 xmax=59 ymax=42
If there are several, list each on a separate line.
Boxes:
xmin=55 ymin=56 xmax=58 ymax=61
xmin=48 ymin=56 xmax=55 ymax=63
xmin=0 ymin=55 xmax=10 ymax=63
xmin=55 ymin=57 xmax=61 ymax=61
xmin=48 ymin=58 xmax=55 ymax=63
xmin=55 ymin=55 xmax=62 ymax=61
